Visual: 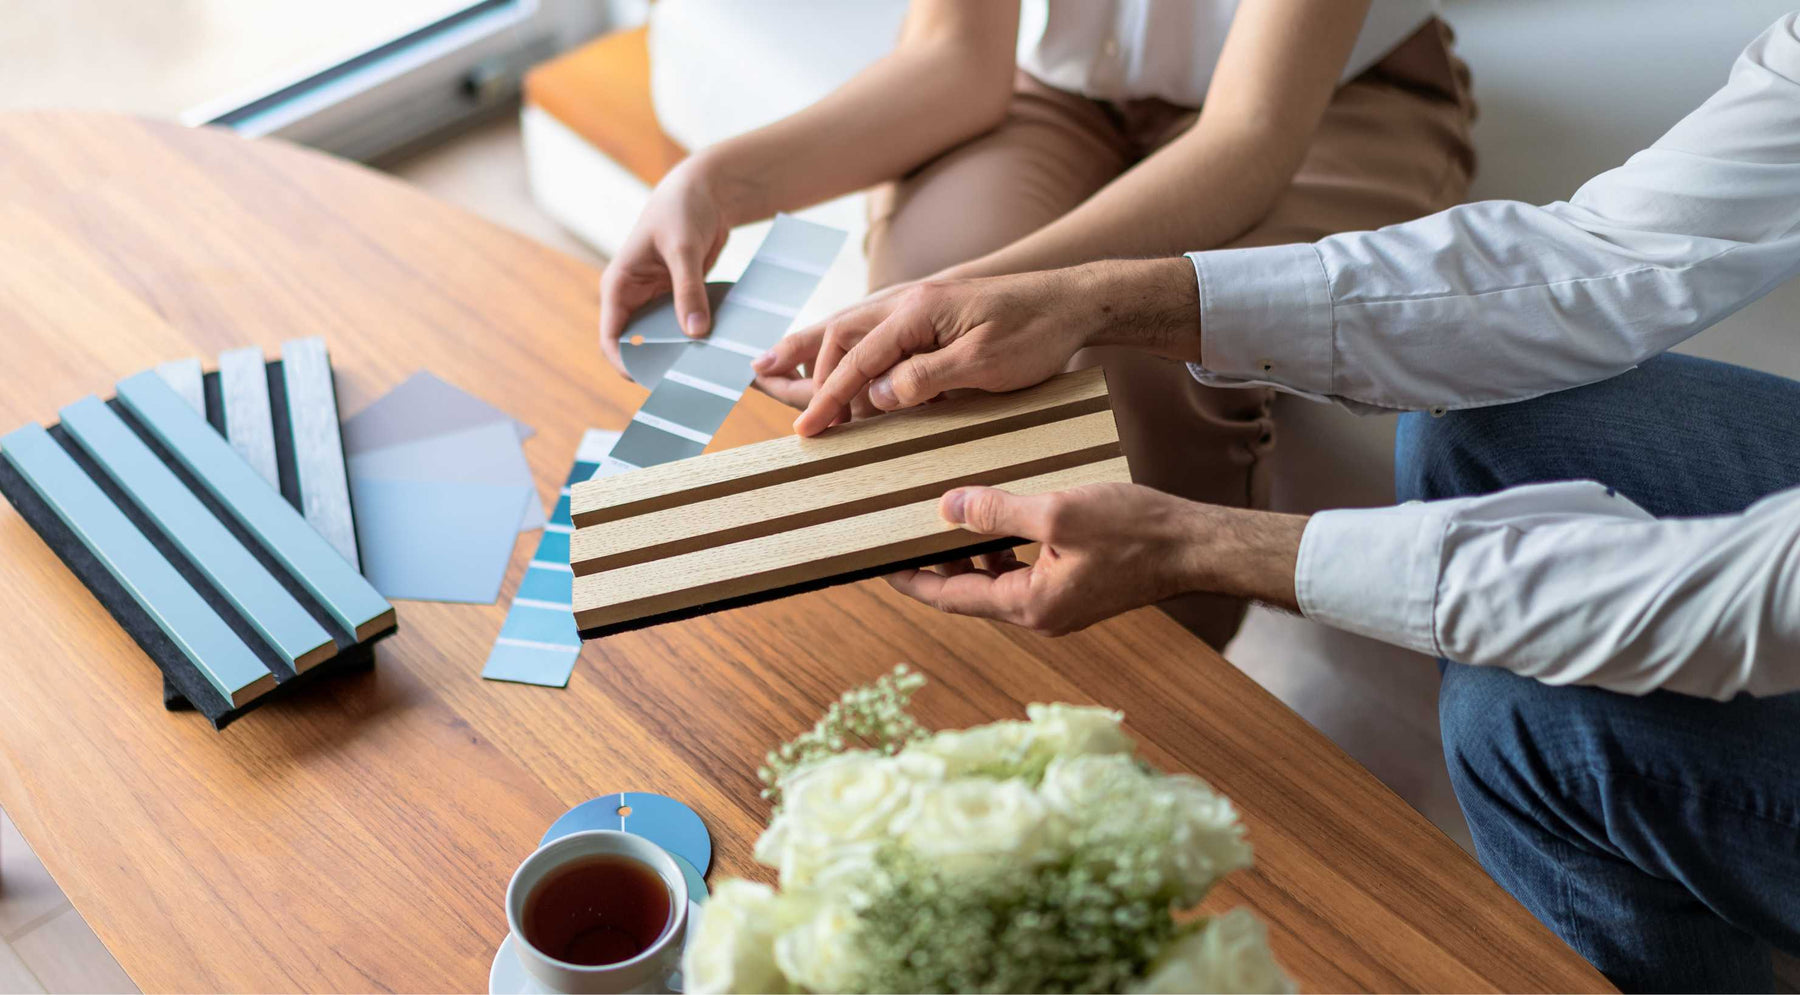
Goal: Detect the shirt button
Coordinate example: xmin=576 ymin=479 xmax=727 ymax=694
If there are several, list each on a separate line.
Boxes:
xmin=1102 ymin=37 xmax=1120 ymax=59
xmin=1258 ymin=358 xmax=1274 ymax=373
xmin=1429 ymin=405 xmax=1447 ymax=417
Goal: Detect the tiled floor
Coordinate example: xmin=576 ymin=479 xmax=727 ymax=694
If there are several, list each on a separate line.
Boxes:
xmin=0 ymin=811 xmax=135 ymax=994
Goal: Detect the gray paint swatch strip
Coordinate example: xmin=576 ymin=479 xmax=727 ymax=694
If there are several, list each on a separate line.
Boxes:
xmin=217 ymin=345 xmax=281 ymax=489
xmin=281 ymin=337 xmax=360 ymax=568
xmin=58 ymin=396 xmax=336 ymax=672
xmin=0 ymin=423 xmax=276 ymax=706
xmin=601 ymin=215 xmax=845 ymax=476
xmin=114 ymin=370 xmax=395 ymax=641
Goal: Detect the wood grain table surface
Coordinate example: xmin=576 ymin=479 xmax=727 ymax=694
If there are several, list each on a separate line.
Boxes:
xmin=0 ymin=113 xmax=1610 ymax=994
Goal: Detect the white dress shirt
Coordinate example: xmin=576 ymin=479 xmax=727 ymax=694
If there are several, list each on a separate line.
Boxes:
xmin=1016 ymin=0 xmax=1434 ymax=106
xmin=1185 ymin=14 xmax=1800 ymax=699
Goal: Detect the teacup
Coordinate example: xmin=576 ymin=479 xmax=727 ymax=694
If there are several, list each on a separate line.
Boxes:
xmin=505 ymin=830 xmax=689 ymax=994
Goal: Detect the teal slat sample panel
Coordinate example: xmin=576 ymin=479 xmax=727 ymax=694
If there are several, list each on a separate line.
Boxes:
xmin=114 ymin=371 xmax=393 ymax=641
xmin=0 ymin=423 xmax=275 ymax=706
xmin=59 ymin=396 xmax=336 ymax=672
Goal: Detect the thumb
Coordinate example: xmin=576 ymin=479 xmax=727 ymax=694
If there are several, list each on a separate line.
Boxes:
xmin=666 ymin=248 xmax=711 ymax=338
xmin=941 ymin=486 xmax=1053 ymax=539
xmin=868 ymin=348 xmax=972 ymax=411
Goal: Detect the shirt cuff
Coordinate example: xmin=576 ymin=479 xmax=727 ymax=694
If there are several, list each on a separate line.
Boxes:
xmin=1186 ymin=244 xmax=1335 ymax=395
xmin=1295 ymin=503 xmax=1449 ymax=659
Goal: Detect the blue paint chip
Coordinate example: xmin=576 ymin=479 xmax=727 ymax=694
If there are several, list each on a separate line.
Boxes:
xmin=542 ymin=791 xmax=712 ymax=876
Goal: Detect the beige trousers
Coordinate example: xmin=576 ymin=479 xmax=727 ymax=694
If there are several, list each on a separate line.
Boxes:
xmin=864 ymin=21 xmax=1477 ymax=648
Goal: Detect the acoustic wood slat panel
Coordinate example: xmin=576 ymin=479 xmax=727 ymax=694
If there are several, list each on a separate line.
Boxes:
xmin=217 ymin=345 xmax=281 ymax=489
xmin=571 ymin=367 xmax=1111 ymax=527
xmin=153 ymin=358 xmax=205 ymax=416
xmin=114 ymin=370 xmax=395 ymax=642
xmin=573 ymin=455 xmax=1131 ymax=631
xmin=281 ymin=337 xmax=359 ymax=568
xmin=570 ymin=409 xmax=1123 ymax=575
xmin=58 ymin=396 xmax=336 ymax=672
xmin=0 ymin=423 xmax=276 ymax=706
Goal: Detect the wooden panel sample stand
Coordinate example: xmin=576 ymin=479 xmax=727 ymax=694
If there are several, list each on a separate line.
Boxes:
xmin=569 ymin=369 xmax=1127 ymax=637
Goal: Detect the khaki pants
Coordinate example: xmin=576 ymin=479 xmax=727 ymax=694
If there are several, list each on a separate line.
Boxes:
xmin=864 ymin=21 xmax=1476 ymax=648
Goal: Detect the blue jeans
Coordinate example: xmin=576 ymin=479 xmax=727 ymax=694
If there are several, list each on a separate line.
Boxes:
xmin=1394 ymin=354 xmax=1800 ymax=993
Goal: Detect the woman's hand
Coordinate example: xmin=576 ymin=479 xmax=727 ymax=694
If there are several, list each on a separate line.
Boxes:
xmin=886 ymin=482 xmax=1305 ymax=635
xmin=598 ymin=159 xmax=732 ymax=377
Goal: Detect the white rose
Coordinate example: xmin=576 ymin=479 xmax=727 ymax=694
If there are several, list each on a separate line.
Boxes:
xmin=1038 ymin=754 xmax=1151 ymax=817
xmin=1025 ymin=703 xmax=1134 ymax=757
xmin=1129 ymin=909 xmax=1293 ymax=994
xmin=682 ymin=880 xmax=792 ymax=995
xmin=894 ymin=778 xmax=1056 ymax=872
xmin=903 ymin=721 xmax=1035 ymax=777
xmin=1154 ymin=775 xmax=1252 ymax=903
xmin=772 ymin=898 xmax=866 ymax=993
xmin=758 ymin=751 xmax=939 ymax=888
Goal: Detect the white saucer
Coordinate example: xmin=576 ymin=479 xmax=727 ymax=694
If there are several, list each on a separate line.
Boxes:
xmin=491 ymin=901 xmax=704 ymax=994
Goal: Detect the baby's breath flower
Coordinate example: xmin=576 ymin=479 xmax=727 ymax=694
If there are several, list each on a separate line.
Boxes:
xmin=760 ymin=665 xmax=929 ymax=803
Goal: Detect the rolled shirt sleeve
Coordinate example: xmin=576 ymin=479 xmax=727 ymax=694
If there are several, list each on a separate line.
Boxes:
xmin=1188 ymin=12 xmax=1800 ymax=413
xmin=1297 ymin=483 xmax=1800 ymax=699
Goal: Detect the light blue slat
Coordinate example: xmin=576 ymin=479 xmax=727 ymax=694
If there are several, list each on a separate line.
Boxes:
xmin=115 ymin=371 xmax=394 ymax=641
xmin=59 ymin=397 xmax=336 ymax=672
xmin=1 ymin=424 xmax=275 ymax=706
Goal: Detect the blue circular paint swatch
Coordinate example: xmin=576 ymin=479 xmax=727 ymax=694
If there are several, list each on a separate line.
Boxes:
xmin=541 ymin=791 xmax=713 ymax=876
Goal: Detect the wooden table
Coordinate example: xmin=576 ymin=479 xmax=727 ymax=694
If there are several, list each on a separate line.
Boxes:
xmin=0 ymin=113 xmax=1609 ymax=994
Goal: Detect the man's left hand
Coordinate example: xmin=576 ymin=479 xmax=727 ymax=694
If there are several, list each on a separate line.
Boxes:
xmin=887 ymin=482 xmax=1306 ymax=636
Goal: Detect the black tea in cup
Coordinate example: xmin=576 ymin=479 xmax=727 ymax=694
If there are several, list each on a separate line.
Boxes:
xmin=521 ymin=853 xmax=674 ymax=966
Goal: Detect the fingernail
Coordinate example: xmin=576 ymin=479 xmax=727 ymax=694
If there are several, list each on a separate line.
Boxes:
xmin=686 ymin=314 xmax=707 ymax=337
xmin=753 ymin=350 xmax=774 ymax=370
xmin=942 ymin=490 xmax=966 ymax=523
xmin=869 ymin=376 xmax=896 ymax=408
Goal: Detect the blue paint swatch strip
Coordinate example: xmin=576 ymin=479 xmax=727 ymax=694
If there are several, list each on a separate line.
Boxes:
xmin=481 ymin=429 xmax=617 ymax=686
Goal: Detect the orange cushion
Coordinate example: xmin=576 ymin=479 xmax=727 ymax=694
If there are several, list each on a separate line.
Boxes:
xmin=525 ymin=26 xmax=687 ymax=186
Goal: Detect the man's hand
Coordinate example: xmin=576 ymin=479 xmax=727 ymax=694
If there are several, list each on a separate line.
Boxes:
xmin=887 ymin=482 xmax=1305 ymax=635
xmin=752 ymin=258 xmax=1202 ymax=435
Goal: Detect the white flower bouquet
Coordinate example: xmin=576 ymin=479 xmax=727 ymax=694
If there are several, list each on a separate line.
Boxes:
xmin=684 ymin=667 xmax=1291 ymax=994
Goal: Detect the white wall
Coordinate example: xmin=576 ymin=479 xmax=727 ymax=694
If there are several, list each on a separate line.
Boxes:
xmin=1446 ymin=0 xmax=1800 ymax=381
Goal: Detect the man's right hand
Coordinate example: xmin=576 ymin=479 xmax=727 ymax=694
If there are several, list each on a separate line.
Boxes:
xmin=598 ymin=158 xmax=733 ymax=377
xmin=754 ymin=257 xmax=1202 ymax=436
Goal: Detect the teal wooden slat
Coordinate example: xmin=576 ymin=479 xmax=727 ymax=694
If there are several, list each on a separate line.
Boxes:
xmin=0 ymin=423 xmax=275 ymax=706
xmin=115 ymin=371 xmax=395 ymax=641
xmin=60 ymin=396 xmax=337 ymax=672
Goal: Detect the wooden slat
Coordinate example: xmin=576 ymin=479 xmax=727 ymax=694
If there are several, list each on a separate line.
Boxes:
xmin=217 ymin=345 xmax=280 ymax=489
xmin=574 ymin=455 xmax=1130 ymax=631
xmin=59 ymin=396 xmax=336 ymax=672
xmin=0 ymin=423 xmax=275 ymax=707
xmin=280 ymin=337 xmax=359 ymax=568
xmin=114 ymin=370 xmax=395 ymax=642
xmin=572 ymin=410 xmax=1122 ymax=574
xmin=571 ymin=368 xmax=1111 ymax=526
xmin=153 ymin=358 xmax=204 ymax=416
